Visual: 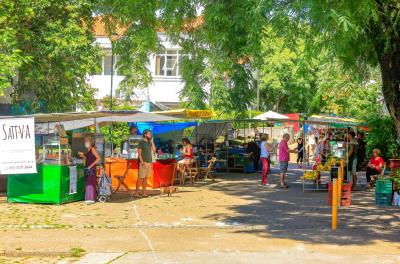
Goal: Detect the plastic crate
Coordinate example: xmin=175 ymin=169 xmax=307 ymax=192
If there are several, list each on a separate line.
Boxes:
xmin=375 ymin=179 xmax=393 ymax=194
xmin=375 ymin=192 xmax=392 ymax=206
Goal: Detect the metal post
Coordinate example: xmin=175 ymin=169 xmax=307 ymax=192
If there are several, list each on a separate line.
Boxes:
xmin=109 ymin=41 xmax=114 ymax=112
xmin=109 ymin=41 xmax=115 ymax=145
xmin=338 ymin=160 xmax=344 ymax=207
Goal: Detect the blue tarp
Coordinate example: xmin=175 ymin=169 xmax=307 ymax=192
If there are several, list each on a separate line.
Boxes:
xmin=128 ymin=122 xmax=197 ymax=135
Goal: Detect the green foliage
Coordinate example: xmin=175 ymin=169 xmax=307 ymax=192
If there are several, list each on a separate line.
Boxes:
xmin=96 ymin=0 xmax=161 ymax=98
xmin=0 ymin=0 xmax=32 ymax=93
xmin=164 ymin=0 xmax=266 ymax=115
xmin=100 ymin=123 xmax=130 ymax=147
xmin=69 ymin=247 xmax=86 ymax=258
xmin=365 ymin=115 xmax=400 ymax=160
xmin=2 ymin=0 xmax=100 ymax=113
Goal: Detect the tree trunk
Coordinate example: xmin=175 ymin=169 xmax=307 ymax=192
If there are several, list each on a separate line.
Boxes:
xmin=379 ymin=53 xmax=400 ymax=139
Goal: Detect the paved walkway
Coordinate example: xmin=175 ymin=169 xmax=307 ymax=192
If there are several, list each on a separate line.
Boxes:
xmin=0 ymin=164 xmax=399 ymax=263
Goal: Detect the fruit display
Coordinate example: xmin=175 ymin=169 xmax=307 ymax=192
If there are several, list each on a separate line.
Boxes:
xmin=302 ymin=170 xmax=318 ymax=180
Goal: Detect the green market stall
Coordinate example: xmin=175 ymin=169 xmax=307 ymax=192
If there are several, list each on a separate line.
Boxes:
xmin=8 ymin=134 xmax=86 ymax=204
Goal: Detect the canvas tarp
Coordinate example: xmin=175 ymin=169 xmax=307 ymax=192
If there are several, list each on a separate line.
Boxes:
xmin=34 ymin=111 xmax=179 ymax=134
xmin=307 ymin=114 xmax=361 ymax=126
xmin=153 ymin=109 xmax=214 ymax=119
xmin=191 ymin=121 xmax=228 ymax=144
xmin=128 ymin=121 xmax=197 ymax=135
xmin=253 ymin=111 xmax=289 ymax=120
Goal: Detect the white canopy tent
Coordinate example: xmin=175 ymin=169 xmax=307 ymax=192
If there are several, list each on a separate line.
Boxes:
xmin=253 ymin=111 xmax=289 ymax=120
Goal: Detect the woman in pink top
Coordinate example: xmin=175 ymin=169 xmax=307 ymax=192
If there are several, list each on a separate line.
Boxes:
xmin=279 ymin=134 xmax=291 ymax=188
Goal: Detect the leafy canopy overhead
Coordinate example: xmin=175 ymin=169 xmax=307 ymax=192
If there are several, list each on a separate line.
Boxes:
xmin=1 ymin=0 xmax=100 ymax=113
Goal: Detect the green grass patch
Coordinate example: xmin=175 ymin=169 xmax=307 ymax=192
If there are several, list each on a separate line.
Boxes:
xmin=70 ymin=247 xmax=86 ymax=258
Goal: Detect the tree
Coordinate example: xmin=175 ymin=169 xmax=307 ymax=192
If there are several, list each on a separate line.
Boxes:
xmin=1 ymin=0 xmax=100 ymax=113
xmin=287 ymin=0 xmax=400 ymax=137
xmin=258 ymin=24 xmax=381 ymax=118
xmin=95 ymin=0 xmax=161 ymax=99
xmin=0 ymin=0 xmax=31 ymax=93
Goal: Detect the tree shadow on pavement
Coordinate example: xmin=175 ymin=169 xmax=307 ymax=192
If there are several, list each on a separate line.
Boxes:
xmin=204 ymin=167 xmax=400 ymax=245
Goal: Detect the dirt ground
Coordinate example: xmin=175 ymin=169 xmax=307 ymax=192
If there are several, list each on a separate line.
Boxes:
xmin=0 ymin=163 xmax=399 ymax=263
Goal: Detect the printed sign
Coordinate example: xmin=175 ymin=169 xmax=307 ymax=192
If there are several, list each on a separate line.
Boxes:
xmin=0 ymin=117 xmax=37 ymax=174
xmin=69 ymin=166 xmax=77 ymax=194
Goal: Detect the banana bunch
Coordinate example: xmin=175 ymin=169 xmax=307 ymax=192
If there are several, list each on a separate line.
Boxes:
xmin=302 ymin=171 xmax=318 ymax=180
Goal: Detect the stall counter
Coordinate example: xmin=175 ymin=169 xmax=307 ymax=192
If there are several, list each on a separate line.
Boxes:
xmin=104 ymin=157 xmax=177 ymax=190
xmin=7 ymin=164 xmax=85 ymax=204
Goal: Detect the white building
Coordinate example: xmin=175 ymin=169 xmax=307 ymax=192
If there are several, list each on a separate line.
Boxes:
xmin=87 ymin=18 xmax=185 ymax=108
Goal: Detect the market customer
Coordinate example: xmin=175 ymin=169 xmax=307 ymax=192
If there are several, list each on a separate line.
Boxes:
xmin=260 ymin=134 xmax=273 ymax=186
xmin=279 ymin=133 xmax=291 ymax=188
xmin=296 ymin=136 xmax=304 ymax=168
xmin=247 ymin=137 xmax=261 ymax=172
xmin=347 ymin=131 xmax=359 ymax=191
xmin=79 ymin=137 xmax=101 ymax=204
xmin=366 ymin=148 xmax=384 ymax=188
xmin=136 ymin=129 xmax=156 ymax=197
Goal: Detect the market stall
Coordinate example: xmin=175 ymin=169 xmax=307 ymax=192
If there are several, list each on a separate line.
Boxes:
xmin=8 ymin=134 xmax=86 ymax=204
xmin=5 ymin=111 xmax=180 ymax=204
xmin=104 ymin=121 xmax=197 ymax=191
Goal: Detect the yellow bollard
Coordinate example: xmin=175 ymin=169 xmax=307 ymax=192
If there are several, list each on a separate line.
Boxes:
xmin=337 ymin=161 xmax=344 ymax=207
xmin=332 ymin=178 xmax=338 ymax=230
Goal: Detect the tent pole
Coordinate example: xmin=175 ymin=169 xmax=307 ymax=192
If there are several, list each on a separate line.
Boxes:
xmin=243 ymin=120 xmax=246 ymax=142
xmin=227 ymin=121 xmax=230 ymax=173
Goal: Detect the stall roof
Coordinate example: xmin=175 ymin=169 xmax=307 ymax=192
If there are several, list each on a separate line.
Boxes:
xmin=191 ymin=121 xmax=228 ymax=144
xmin=307 ymin=114 xmax=362 ymax=126
xmin=152 ymin=109 xmax=214 ymax=119
xmin=0 ymin=111 xmax=178 ymax=123
xmin=253 ymin=111 xmax=289 ymax=120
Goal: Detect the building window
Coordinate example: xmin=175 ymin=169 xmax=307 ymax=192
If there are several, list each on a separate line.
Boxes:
xmin=155 ymin=49 xmax=182 ymax=77
xmin=103 ymin=55 xmax=118 ymax=75
xmin=93 ymin=53 xmax=118 ymax=76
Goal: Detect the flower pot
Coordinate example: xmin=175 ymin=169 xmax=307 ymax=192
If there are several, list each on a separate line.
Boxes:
xmin=389 ymin=159 xmax=400 ymax=170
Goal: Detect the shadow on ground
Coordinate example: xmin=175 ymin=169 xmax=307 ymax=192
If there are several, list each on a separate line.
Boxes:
xmin=205 ymin=165 xmax=400 ymax=245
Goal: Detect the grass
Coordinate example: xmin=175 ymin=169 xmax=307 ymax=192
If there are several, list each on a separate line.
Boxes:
xmin=70 ymin=247 xmax=86 ymax=258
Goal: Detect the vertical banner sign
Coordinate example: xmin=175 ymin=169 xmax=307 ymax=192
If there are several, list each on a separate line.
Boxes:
xmin=0 ymin=118 xmax=37 ymax=174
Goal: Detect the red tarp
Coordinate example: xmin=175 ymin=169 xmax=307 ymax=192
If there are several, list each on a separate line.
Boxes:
xmin=104 ymin=158 xmax=176 ymax=190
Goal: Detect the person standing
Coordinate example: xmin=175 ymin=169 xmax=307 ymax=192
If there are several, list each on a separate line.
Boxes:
xmin=308 ymin=131 xmax=316 ymax=158
xmin=357 ymin=132 xmax=366 ymax=170
xmin=79 ymin=137 xmax=101 ymax=204
xmin=247 ymin=137 xmax=261 ymax=172
xmin=136 ymin=129 xmax=156 ymax=197
xmin=279 ymin=134 xmax=291 ymax=188
xmin=296 ymin=136 xmax=304 ymax=168
xmin=347 ymin=131 xmax=359 ymax=191
xmin=260 ymin=134 xmax=273 ymax=186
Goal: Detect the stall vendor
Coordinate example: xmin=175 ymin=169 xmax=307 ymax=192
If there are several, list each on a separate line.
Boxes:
xmin=78 ymin=137 xmax=101 ymax=204
xmin=136 ymin=129 xmax=156 ymax=197
xmin=121 ymin=125 xmax=141 ymax=157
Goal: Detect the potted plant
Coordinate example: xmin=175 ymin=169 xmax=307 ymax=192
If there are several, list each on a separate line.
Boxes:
xmin=391 ymin=169 xmax=400 ymax=193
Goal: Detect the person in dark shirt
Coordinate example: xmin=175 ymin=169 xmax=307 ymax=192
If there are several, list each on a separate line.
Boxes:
xmin=357 ymin=132 xmax=366 ymax=170
xmin=247 ymin=137 xmax=261 ymax=172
